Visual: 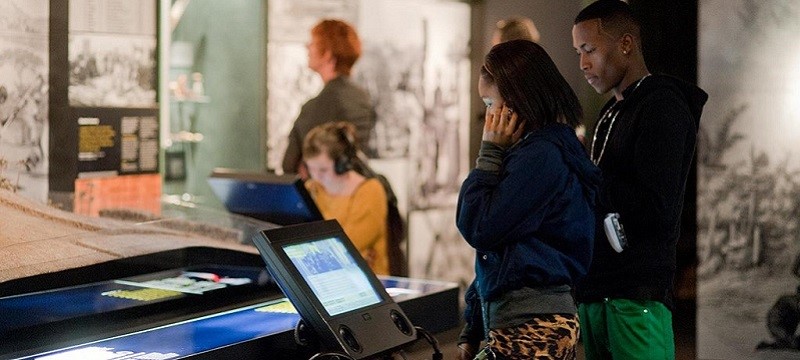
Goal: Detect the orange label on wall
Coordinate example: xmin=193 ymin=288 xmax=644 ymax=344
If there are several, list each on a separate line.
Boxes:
xmin=74 ymin=173 xmax=162 ymax=217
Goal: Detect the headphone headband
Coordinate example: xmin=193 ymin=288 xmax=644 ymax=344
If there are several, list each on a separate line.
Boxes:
xmin=333 ymin=124 xmax=357 ymax=175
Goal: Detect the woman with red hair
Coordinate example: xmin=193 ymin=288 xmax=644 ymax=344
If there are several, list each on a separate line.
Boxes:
xmin=282 ymin=19 xmax=376 ymax=177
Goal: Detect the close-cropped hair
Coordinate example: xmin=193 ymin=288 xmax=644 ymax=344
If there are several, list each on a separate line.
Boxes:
xmin=311 ymin=19 xmax=362 ymax=76
xmin=303 ymin=121 xmax=357 ymax=161
xmin=482 ymin=40 xmax=582 ymax=131
xmin=495 ymin=17 xmax=540 ymax=43
xmin=574 ymin=0 xmax=641 ymax=45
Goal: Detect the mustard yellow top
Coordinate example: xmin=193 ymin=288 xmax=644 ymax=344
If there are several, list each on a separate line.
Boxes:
xmin=305 ymin=178 xmax=389 ymax=275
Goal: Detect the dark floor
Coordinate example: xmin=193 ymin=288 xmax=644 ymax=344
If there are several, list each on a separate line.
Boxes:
xmin=404 ymin=299 xmax=696 ymax=360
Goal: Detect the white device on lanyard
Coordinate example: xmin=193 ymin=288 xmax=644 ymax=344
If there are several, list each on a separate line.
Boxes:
xmin=604 ymin=213 xmax=628 ymax=253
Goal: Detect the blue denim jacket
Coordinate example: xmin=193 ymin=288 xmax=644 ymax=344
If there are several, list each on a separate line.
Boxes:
xmin=456 ymin=123 xmax=600 ymax=342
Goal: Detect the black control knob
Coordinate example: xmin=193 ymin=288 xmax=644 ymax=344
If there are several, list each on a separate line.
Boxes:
xmin=390 ymin=309 xmax=413 ymax=336
xmin=338 ymin=325 xmax=362 ymax=353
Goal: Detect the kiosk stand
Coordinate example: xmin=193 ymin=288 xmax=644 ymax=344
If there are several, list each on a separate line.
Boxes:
xmin=253 ymin=220 xmax=443 ymax=360
xmin=293 ymin=320 xmax=443 ymax=360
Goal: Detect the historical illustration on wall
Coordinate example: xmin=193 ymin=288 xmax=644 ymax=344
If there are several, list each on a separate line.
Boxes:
xmin=266 ymin=0 xmax=471 ymax=205
xmin=0 ymin=0 xmax=49 ymax=203
xmin=265 ymin=41 xmax=324 ymax=172
xmin=408 ymin=208 xmax=474 ymax=292
xmin=355 ymin=0 xmax=471 ymax=210
xmin=267 ymin=0 xmax=359 ymax=44
xmin=68 ymin=0 xmax=157 ymax=108
xmin=697 ymin=1 xmax=800 ymax=358
xmin=266 ymin=0 xmax=472 ymax=284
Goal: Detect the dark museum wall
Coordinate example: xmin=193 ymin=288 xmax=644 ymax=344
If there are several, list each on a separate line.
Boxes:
xmin=468 ymin=0 xmax=585 ymax=164
xmin=629 ymin=0 xmax=700 ymax=301
xmin=629 ymin=2 xmax=700 ymax=359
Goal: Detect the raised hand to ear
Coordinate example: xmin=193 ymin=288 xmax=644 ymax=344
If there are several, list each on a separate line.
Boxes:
xmin=482 ymin=104 xmax=524 ymax=148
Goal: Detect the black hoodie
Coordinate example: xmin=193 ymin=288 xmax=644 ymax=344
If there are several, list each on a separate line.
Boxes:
xmin=576 ymin=74 xmax=708 ymax=308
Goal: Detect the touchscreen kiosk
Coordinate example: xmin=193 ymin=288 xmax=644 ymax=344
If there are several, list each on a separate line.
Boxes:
xmin=253 ymin=220 xmax=416 ymax=359
xmin=208 ymin=168 xmax=323 ymax=225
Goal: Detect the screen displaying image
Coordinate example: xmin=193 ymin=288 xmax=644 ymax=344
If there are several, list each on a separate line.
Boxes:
xmin=283 ymin=237 xmax=381 ymax=316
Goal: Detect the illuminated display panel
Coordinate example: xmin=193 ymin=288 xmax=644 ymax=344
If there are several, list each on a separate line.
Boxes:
xmin=283 ymin=237 xmax=381 ymax=316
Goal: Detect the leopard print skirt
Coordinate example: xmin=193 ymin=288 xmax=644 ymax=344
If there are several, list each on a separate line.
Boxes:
xmin=486 ymin=313 xmax=579 ymax=360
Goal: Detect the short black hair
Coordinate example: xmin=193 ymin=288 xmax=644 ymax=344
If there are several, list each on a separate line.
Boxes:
xmin=575 ymin=0 xmax=641 ymax=43
xmin=482 ymin=40 xmax=582 ymax=131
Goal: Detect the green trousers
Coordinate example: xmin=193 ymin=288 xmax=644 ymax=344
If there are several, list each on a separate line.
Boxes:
xmin=578 ymin=299 xmax=675 ymax=360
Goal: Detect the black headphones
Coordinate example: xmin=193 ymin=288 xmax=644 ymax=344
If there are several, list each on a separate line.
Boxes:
xmin=333 ymin=126 xmax=357 ymax=175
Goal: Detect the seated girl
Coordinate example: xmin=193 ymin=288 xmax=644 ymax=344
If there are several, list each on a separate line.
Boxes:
xmin=302 ymin=122 xmax=389 ymax=275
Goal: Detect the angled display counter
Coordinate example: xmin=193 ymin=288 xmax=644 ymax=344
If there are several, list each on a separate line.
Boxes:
xmin=0 ymin=197 xmax=459 ymax=360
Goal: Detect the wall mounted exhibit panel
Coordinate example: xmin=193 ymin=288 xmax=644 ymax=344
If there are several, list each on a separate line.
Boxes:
xmin=67 ymin=0 xmax=157 ymax=108
xmin=0 ymin=0 xmax=49 ymax=203
xmin=49 ymin=0 xmax=160 ymax=215
xmin=697 ymin=1 xmax=800 ymax=358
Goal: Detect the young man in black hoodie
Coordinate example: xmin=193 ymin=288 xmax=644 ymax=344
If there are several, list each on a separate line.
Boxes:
xmin=572 ymin=1 xmax=708 ymax=359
